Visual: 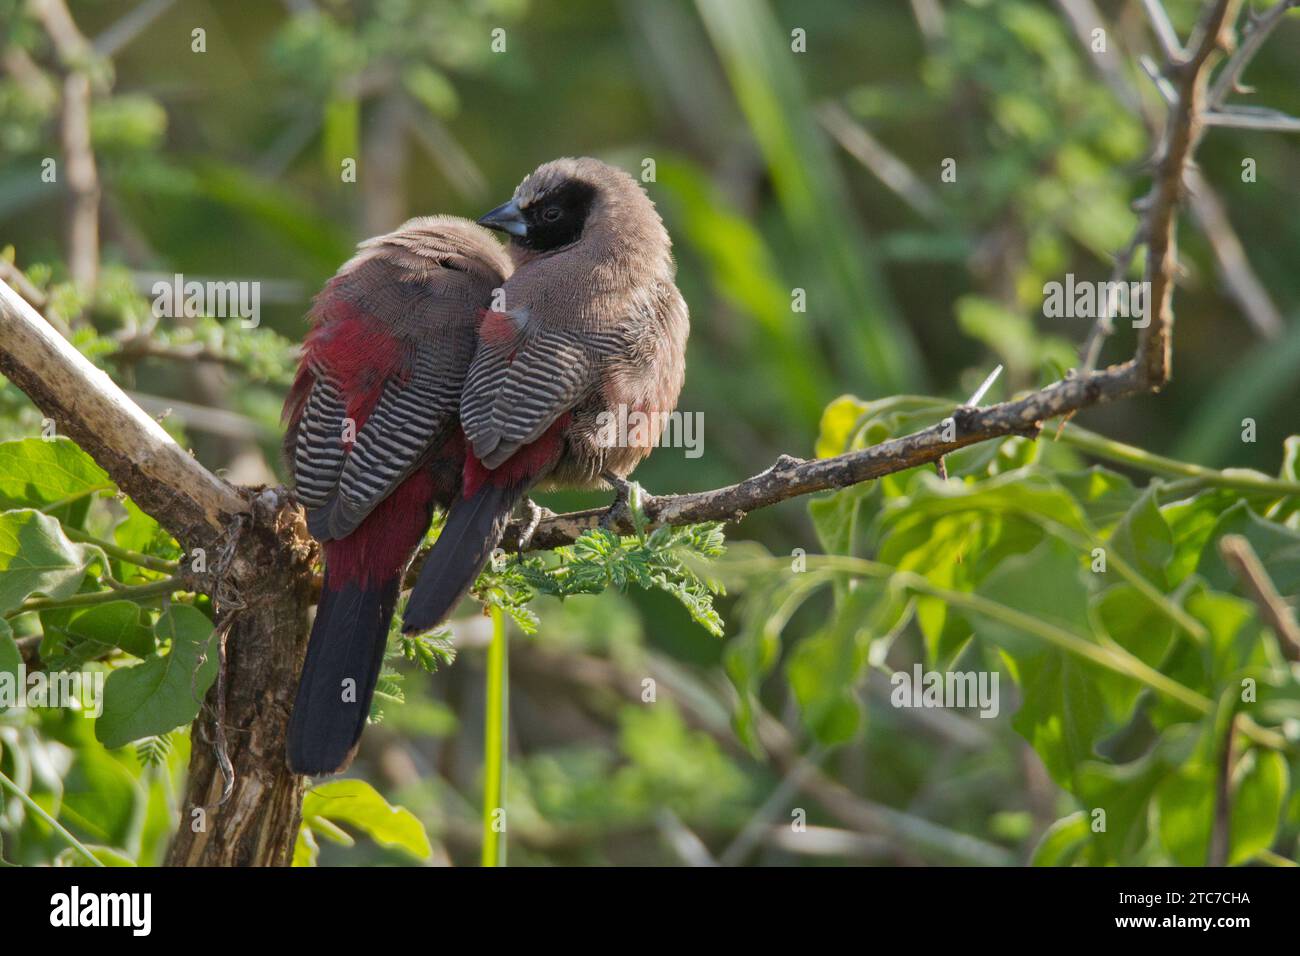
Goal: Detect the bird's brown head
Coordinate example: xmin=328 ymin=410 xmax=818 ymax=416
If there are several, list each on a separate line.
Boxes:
xmin=477 ymin=157 xmax=666 ymax=260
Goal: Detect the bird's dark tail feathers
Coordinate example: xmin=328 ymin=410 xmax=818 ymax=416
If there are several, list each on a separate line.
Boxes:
xmin=287 ymin=574 xmax=399 ymax=775
xmin=402 ymin=481 xmax=522 ymax=635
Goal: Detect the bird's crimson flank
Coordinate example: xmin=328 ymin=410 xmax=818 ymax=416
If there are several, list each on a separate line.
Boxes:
xmin=283 ymin=216 xmax=511 ymax=775
xmin=403 ymin=157 xmax=690 ymax=634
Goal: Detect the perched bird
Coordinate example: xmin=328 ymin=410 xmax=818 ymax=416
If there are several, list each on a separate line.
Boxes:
xmin=283 ymin=216 xmax=511 ymax=775
xmin=402 ymin=157 xmax=689 ymax=634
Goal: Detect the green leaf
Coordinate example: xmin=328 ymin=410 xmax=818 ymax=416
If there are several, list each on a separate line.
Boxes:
xmin=1092 ymin=584 xmax=1175 ymax=713
xmin=786 ymin=585 xmax=881 ymax=744
xmin=0 ymin=509 xmax=99 ymax=613
xmin=1075 ymin=723 xmax=1198 ymax=864
xmin=113 ymin=497 xmax=176 ymax=563
xmin=1197 ymin=501 xmax=1300 ymax=598
xmin=1109 ymin=486 xmax=1172 ymax=589
xmin=1154 ymin=734 xmax=1217 ymax=866
xmin=973 ymin=538 xmax=1115 ymax=786
xmin=808 ymin=483 xmax=877 ymax=560
xmin=1162 ymin=489 xmax=1241 ymax=587
xmin=292 ymin=825 xmax=320 ymax=867
xmin=1228 ymin=748 xmax=1288 ymax=865
xmin=62 ymin=602 xmax=155 ymax=658
xmin=0 ymin=618 xmax=18 ymax=682
xmin=1030 ymin=811 xmax=1089 ymax=866
xmin=0 ymin=438 xmax=111 ymax=512
xmin=1058 ymin=467 xmax=1140 ymax=532
xmin=95 ymin=605 xmax=217 ymax=749
xmin=873 ymin=473 xmax=1058 ymax=663
xmin=298 ymin=780 xmax=432 ymax=862
xmin=814 ymin=395 xmax=869 ymax=459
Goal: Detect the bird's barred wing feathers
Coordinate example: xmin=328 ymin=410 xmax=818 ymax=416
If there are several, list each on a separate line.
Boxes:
xmin=290 ymin=365 xmax=348 ymax=510
xmin=316 ymin=348 xmax=463 ymax=539
xmin=461 ymin=328 xmax=623 ymax=469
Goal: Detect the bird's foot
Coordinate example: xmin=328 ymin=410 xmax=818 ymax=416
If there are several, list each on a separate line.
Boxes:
xmin=515 ymin=497 xmax=546 ymax=555
xmin=599 ymin=472 xmax=637 ymax=532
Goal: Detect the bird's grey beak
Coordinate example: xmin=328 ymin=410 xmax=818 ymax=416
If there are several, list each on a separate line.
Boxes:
xmin=477 ymin=200 xmax=527 ymax=238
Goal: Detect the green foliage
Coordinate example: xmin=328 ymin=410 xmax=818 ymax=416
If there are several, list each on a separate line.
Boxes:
xmin=397 ymin=628 xmax=457 ymax=674
xmin=294 ymin=779 xmax=432 ymax=866
xmin=723 ymin=393 xmax=1300 ymax=865
xmin=95 ymin=606 xmax=218 ymax=750
xmin=480 ymin=518 xmax=728 ymax=638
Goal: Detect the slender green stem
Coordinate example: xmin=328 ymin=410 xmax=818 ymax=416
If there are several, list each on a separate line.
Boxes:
xmin=1059 ymin=425 xmax=1300 ymax=497
xmin=38 ymin=483 xmax=115 ymax=514
xmin=5 ymin=576 xmax=183 ymax=618
xmin=0 ymin=768 xmax=104 ymax=866
xmin=62 ymin=526 xmax=179 ymax=574
xmin=481 ymin=604 xmax=509 ymax=868
xmin=1023 ymin=514 xmax=1208 ymax=644
xmin=1256 ymin=849 xmax=1298 ymax=867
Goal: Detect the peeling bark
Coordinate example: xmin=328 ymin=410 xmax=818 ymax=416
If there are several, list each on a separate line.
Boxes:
xmin=166 ymin=492 xmax=317 ymax=867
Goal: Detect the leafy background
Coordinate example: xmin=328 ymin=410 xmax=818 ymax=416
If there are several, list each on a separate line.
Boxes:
xmin=1 ymin=0 xmax=1299 ymax=866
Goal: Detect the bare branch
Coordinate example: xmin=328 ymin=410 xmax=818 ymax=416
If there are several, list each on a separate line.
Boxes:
xmin=0 ymin=278 xmax=248 ymax=548
xmin=1208 ymin=0 xmax=1299 ymax=108
xmin=818 ymin=102 xmax=944 ymax=224
xmin=1185 ymin=168 xmax=1284 ymax=338
xmin=1219 ymin=534 xmax=1300 ymax=661
xmin=1203 ymin=108 xmax=1300 ymax=131
xmin=93 ymin=0 xmax=176 ymax=59
xmin=31 ymin=0 xmax=101 ymax=291
xmin=1135 ymin=0 xmax=1241 ymax=387
xmin=499 ymin=364 xmax=1138 ymax=552
xmin=1066 ymin=5 xmax=1285 ymax=347
xmin=1208 ymin=712 xmax=1238 ymax=866
xmin=1141 ymin=0 xmax=1186 ymax=59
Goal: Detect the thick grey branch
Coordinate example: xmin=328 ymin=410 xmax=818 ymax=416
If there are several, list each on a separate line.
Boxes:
xmin=0 ymin=278 xmax=248 ymax=549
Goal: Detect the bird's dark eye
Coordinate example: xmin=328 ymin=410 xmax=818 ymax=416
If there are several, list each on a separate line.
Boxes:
xmin=542 ymin=206 xmax=562 ymax=222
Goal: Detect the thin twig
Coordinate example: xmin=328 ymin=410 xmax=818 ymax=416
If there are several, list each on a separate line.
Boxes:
xmin=1080 ymin=228 xmax=1145 ymax=371
xmin=1207 ymin=0 xmax=1299 ymax=108
xmin=1185 ymin=168 xmax=1284 ymax=338
xmin=31 ymin=0 xmax=101 ymax=291
xmin=1141 ymin=0 xmax=1185 ymax=59
xmin=1219 ymin=534 xmax=1300 ymax=661
xmin=1208 ymin=713 xmax=1238 ymax=866
xmin=1203 ymin=108 xmax=1300 ymax=131
xmin=1135 ymin=0 xmax=1242 ymax=387
xmin=1068 ymin=4 xmax=1285 ymax=345
xmin=93 ymin=0 xmax=176 ymax=58
xmin=818 ymin=101 xmax=945 ymax=223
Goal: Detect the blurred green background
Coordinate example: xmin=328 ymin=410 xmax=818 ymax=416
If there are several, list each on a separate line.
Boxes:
xmin=1 ymin=0 xmax=1298 ymax=866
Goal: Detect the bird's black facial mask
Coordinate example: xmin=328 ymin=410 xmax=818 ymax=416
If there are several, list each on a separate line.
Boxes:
xmin=515 ymin=180 xmax=598 ymax=252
